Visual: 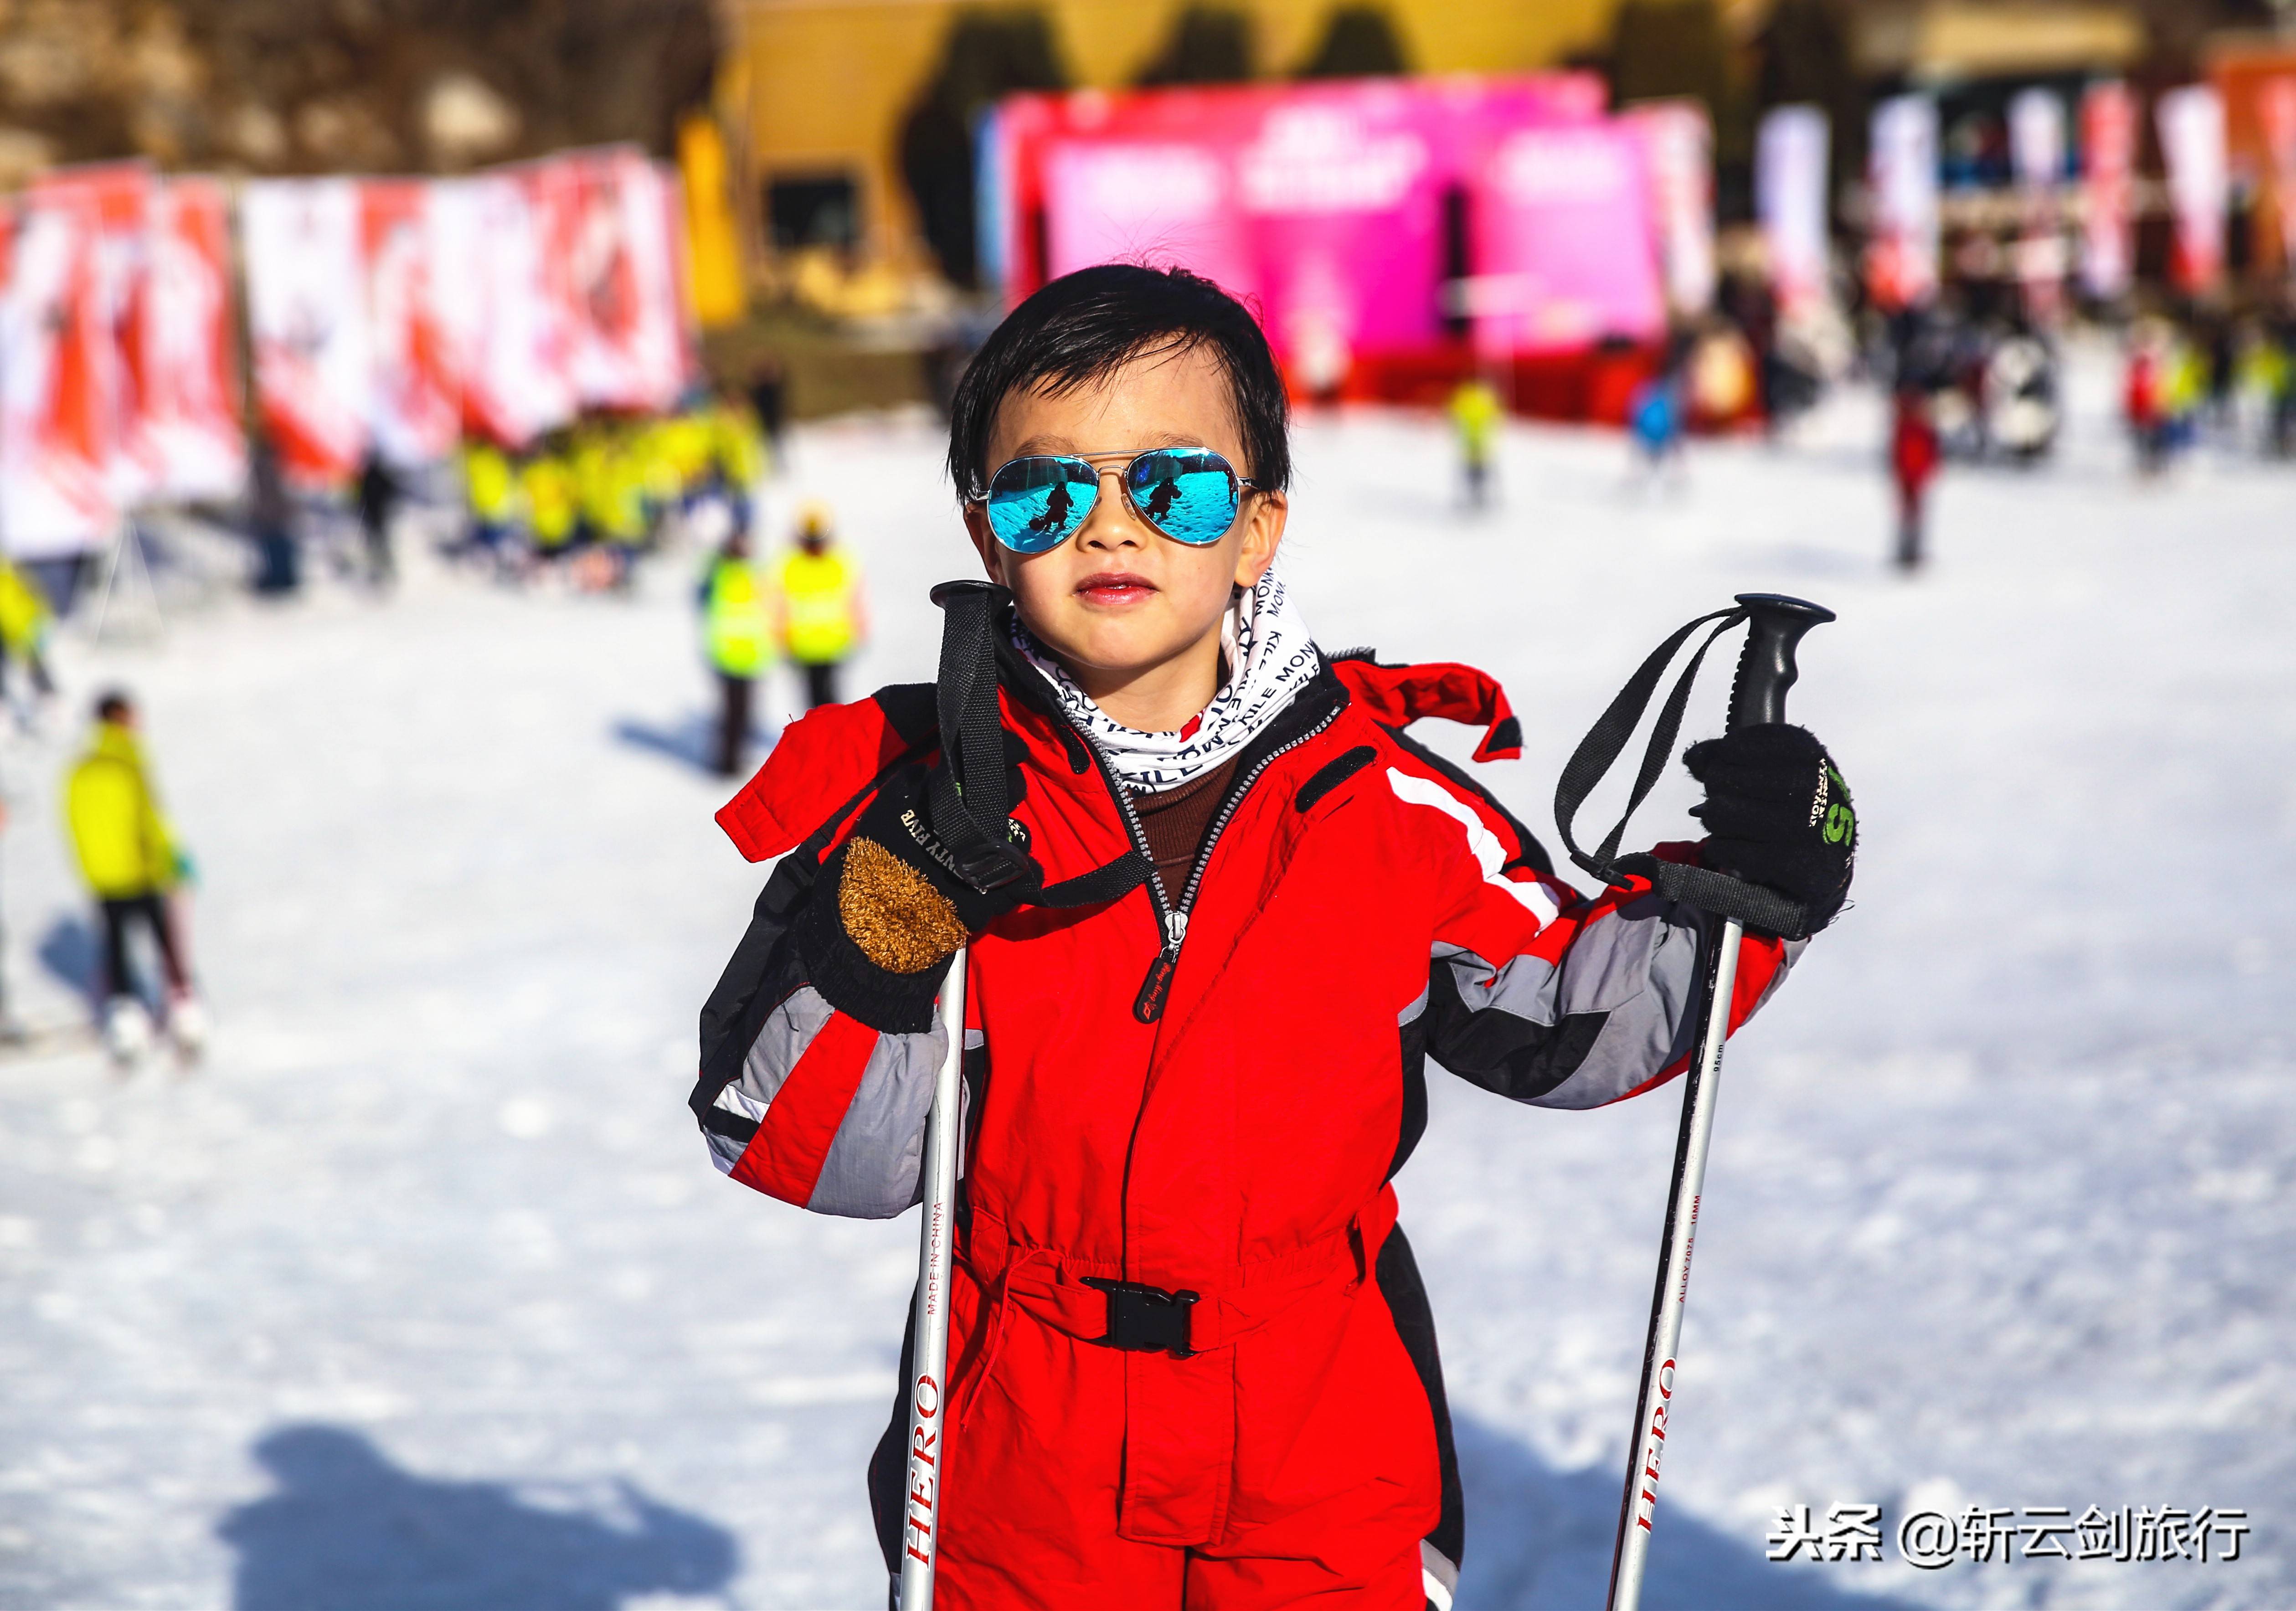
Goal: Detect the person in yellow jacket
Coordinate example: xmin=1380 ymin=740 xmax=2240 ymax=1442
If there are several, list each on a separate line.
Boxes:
xmin=0 ymin=557 xmax=55 ymax=714
xmin=701 ymin=531 xmax=771 ymax=778
xmin=769 ymin=501 xmax=868 ymax=711
xmin=64 ymin=691 xmax=201 ymax=1061
xmin=521 ymin=439 xmax=579 ymax=562
xmin=461 ymin=437 xmax=522 ymax=572
xmin=1448 ymin=376 xmax=1503 ymax=509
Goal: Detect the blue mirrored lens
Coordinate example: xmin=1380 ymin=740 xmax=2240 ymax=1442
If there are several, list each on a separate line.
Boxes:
xmin=1125 ymin=451 xmax=1239 ymax=545
xmin=985 ymin=457 xmax=1099 ymax=553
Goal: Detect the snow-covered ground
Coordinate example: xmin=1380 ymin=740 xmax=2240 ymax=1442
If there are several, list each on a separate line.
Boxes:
xmin=4 ymin=350 xmax=2292 ymax=1611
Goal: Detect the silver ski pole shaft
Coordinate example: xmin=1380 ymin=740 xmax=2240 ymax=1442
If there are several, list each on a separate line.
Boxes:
xmin=1603 ymin=920 xmax=1739 ymax=1611
xmin=1604 ymin=593 xmax=1832 ymax=1611
xmin=898 ymin=946 xmax=967 ymax=1611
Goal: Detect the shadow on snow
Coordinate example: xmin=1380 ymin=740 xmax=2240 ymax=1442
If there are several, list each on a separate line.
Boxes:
xmin=611 ymin=713 xmax=777 ymax=779
xmin=215 ymin=1424 xmax=739 ymax=1611
xmin=1454 ymin=1413 xmax=1924 ymax=1611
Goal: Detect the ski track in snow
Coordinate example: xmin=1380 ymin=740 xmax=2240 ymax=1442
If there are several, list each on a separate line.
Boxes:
xmin=2 ymin=350 xmax=2291 ymax=1610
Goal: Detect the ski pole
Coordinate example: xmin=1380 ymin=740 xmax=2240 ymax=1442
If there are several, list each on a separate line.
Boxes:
xmin=1603 ymin=594 xmax=1833 ymax=1611
xmin=897 ymin=946 xmax=968 ymax=1611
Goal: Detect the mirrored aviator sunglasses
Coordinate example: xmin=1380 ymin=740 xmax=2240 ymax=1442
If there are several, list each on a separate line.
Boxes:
xmin=981 ymin=448 xmax=1256 ymax=554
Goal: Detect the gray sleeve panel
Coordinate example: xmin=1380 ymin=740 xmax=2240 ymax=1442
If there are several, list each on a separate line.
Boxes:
xmin=1434 ymin=943 xmax=1560 ymax=1025
xmin=1427 ymin=892 xmax=1796 ymax=1111
xmin=1529 ymin=899 xmax=1711 ymax=1110
xmin=703 ymin=1127 xmax=749 ymax=1175
xmin=700 ymin=985 xmax=840 ymax=1178
xmin=804 ymin=1016 xmax=950 ymax=1219
xmin=742 ymin=985 xmax=837 ymax=1108
xmin=1529 ymin=903 xmax=1807 ymax=1111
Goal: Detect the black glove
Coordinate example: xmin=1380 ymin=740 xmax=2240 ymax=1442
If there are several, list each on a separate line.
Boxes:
xmin=798 ymin=756 xmax=1041 ymax=1034
xmin=1682 ymin=724 xmax=1856 ymax=932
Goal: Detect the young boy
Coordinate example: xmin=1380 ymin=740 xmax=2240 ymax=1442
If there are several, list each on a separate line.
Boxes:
xmin=691 ymin=266 xmax=1854 ymax=1609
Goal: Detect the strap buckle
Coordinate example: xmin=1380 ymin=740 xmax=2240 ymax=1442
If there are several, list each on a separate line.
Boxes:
xmin=1082 ymin=1277 xmax=1198 ymax=1357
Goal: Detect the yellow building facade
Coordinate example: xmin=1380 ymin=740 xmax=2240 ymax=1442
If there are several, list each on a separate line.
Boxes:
xmin=720 ymin=0 xmax=1633 ymax=277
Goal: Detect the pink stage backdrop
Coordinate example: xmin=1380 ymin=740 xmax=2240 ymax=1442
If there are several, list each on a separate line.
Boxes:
xmin=1006 ymin=73 xmax=1639 ymax=382
xmin=1472 ymin=119 xmax=1665 ymax=354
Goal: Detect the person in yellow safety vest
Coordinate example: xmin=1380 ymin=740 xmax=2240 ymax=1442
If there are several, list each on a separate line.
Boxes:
xmin=770 ymin=501 xmax=868 ymax=711
xmin=521 ymin=441 xmax=578 ymax=560
xmin=1449 ymin=377 xmax=1503 ymax=509
xmin=64 ymin=690 xmax=202 ymax=1062
xmin=461 ymin=438 xmax=522 ymax=570
xmin=702 ymin=530 xmax=771 ymax=778
xmin=708 ymin=391 xmax=769 ymax=533
xmin=0 ymin=557 xmax=56 ymax=709
xmin=660 ymin=405 xmax=716 ymax=501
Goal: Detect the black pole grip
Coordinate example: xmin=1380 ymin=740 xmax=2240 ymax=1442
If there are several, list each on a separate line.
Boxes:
xmin=1726 ymin=593 xmax=1834 ymax=733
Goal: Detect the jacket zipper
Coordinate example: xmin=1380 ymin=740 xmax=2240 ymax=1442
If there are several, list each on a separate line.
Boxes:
xmin=1129 ymin=696 xmax=1344 ymax=1022
xmin=1003 ymin=645 xmax=1345 ymax=1022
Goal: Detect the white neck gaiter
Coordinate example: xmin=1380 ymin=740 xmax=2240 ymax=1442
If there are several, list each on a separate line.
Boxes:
xmin=1011 ymin=566 xmax=1321 ymax=793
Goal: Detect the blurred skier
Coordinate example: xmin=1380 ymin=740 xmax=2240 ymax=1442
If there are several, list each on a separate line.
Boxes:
xmin=355 ymin=450 xmax=400 ymax=588
xmin=1890 ymin=384 xmax=1941 ymax=573
xmin=2126 ymin=332 xmax=2167 ymax=474
xmin=701 ymin=530 xmax=770 ymax=778
xmin=248 ymin=437 xmax=300 ymax=595
xmin=1448 ymin=376 xmax=1502 ymax=509
xmin=521 ymin=437 xmax=579 ymax=566
xmin=1982 ymin=329 xmax=2059 ymax=463
xmin=770 ymin=502 xmax=868 ymax=712
xmin=460 ymin=437 xmax=521 ymax=575
xmin=64 ymin=691 xmax=201 ymax=1063
xmin=0 ymin=557 xmax=57 ymax=726
xmin=1627 ymin=366 xmax=1684 ymax=484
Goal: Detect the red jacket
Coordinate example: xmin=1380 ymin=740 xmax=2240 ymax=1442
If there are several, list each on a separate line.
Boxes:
xmin=692 ymin=643 xmax=1799 ymax=1607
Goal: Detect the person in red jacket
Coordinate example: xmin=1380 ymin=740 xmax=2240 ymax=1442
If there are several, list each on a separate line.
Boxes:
xmin=690 ymin=266 xmax=1856 ymax=1610
xmin=1890 ymin=383 xmax=1941 ymax=572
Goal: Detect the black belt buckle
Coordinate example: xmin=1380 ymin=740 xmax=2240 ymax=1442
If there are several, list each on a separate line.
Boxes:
xmin=1082 ymin=1277 xmax=1198 ymax=1358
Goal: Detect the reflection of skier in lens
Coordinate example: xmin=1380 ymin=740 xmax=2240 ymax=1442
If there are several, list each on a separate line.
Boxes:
xmin=64 ymin=691 xmax=203 ymax=1064
xmin=1029 ymin=483 xmax=1071 ymax=537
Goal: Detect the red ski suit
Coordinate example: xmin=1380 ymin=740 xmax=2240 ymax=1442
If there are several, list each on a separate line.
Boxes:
xmin=692 ymin=645 xmax=1800 ymax=1610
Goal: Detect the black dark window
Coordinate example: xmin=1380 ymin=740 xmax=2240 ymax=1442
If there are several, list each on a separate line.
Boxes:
xmin=767 ymin=174 xmax=860 ymax=252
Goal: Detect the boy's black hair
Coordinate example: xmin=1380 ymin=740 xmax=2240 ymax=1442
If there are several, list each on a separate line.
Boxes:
xmin=946 ymin=264 xmax=1291 ymax=500
xmin=94 ymin=690 xmax=132 ymax=722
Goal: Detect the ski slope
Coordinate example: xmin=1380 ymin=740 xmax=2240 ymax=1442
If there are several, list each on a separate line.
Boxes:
xmin=3 ymin=356 xmax=2291 ymax=1611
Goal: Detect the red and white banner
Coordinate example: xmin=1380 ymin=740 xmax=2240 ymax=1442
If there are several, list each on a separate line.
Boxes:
xmin=1756 ymin=105 xmax=1830 ymax=314
xmin=1867 ymin=95 xmax=1939 ymax=310
xmin=1629 ymin=100 xmax=1716 ymax=318
xmin=2256 ymin=75 xmax=2296 ymax=276
xmin=138 ymin=177 xmax=245 ymax=501
xmin=602 ymin=151 xmax=690 ymax=412
xmin=522 ymin=149 xmax=688 ymax=417
xmin=2008 ymin=89 xmax=2068 ymax=318
xmin=33 ymin=164 xmax=156 ymax=507
xmin=0 ymin=188 xmax=115 ymax=554
xmin=2080 ymin=82 xmax=2136 ymax=300
xmin=242 ymin=179 xmax=369 ymax=487
xmin=449 ymin=175 xmax=574 ymax=448
xmin=2157 ymin=85 xmax=2228 ymax=295
xmin=360 ymin=180 xmax=465 ymax=468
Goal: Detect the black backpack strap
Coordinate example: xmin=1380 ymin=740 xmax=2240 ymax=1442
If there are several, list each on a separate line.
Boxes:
xmin=926 ymin=580 xmax=1151 ymax=911
xmin=1553 ymin=604 xmax=1814 ymax=940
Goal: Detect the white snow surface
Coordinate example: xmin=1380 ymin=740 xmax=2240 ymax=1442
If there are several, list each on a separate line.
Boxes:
xmin=3 ymin=355 xmax=2292 ymax=1611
